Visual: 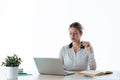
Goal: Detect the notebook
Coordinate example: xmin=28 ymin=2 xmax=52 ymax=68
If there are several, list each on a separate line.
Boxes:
xmin=79 ymin=70 xmax=113 ymax=77
xmin=33 ymin=57 xmax=74 ymax=76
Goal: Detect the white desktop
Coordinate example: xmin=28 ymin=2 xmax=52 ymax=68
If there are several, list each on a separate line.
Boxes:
xmin=1 ymin=70 xmax=120 ymax=80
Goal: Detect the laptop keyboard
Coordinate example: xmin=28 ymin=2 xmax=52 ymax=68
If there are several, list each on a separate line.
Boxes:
xmin=64 ymin=71 xmax=74 ymax=75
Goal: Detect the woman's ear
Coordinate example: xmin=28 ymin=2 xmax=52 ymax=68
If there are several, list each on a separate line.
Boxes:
xmin=80 ymin=31 xmax=83 ymax=36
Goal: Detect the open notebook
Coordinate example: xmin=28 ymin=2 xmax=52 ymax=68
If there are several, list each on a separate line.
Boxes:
xmin=79 ymin=70 xmax=113 ymax=77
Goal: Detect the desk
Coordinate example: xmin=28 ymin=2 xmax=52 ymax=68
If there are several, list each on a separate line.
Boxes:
xmin=1 ymin=71 xmax=120 ymax=80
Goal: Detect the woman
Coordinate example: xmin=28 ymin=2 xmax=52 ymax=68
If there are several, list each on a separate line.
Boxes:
xmin=59 ymin=22 xmax=96 ymax=71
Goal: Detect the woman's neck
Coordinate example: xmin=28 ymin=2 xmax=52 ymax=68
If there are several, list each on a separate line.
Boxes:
xmin=72 ymin=41 xmax=81 ymax=47
xmin=72 ymin=41 xmax=80 ymax=47
xmin=72 ymin=41 xmax=81 ymax=53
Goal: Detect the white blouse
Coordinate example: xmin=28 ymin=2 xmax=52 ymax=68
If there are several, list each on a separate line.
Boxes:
xmin=59 ymin=44 xmax=96 ymax=71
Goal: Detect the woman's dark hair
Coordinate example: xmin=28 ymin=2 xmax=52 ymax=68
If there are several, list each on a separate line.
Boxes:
xmin=69 ymin=22 xmax=83 ymax=32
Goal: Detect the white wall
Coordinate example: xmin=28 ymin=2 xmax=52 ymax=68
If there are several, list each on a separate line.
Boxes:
xmin=0 ymin=0 xmax=120 ymax=71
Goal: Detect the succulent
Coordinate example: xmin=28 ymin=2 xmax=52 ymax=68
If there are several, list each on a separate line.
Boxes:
xmin=1 ymin=54 xmax=22 ymax=67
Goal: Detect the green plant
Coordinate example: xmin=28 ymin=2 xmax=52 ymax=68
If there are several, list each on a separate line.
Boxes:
xmin=1 ymin=54 xmax=22 ymax=67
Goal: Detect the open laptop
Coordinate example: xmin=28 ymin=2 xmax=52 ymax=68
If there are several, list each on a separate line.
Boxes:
xmin=33 ymin=57 xmax=74 ymax=76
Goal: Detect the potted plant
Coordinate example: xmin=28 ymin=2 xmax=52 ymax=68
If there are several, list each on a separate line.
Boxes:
xmin=1 ymin=54 xmax=22 ymax=80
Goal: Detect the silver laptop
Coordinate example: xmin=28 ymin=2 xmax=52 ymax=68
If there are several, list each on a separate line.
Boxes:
xmin=33 ymin=57 xmax=74 ymax=76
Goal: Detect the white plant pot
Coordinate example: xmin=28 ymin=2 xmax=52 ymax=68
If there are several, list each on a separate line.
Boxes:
xmin=6 ymin=67 xmax=18 ymax=80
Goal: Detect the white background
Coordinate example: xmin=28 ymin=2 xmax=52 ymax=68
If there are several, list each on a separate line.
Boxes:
xmin=0 ymin=0 xmax=120 ymax=71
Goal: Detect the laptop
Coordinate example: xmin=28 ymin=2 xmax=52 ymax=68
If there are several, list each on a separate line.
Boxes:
xmin=33 ymin=57 xmax=74 ymax=76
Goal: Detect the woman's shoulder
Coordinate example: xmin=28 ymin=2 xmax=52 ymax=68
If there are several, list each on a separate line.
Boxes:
xmin=59 ymin=44 xmax=70 ymax=55
xmin=61 ymin=44 xmax=70 ymax=49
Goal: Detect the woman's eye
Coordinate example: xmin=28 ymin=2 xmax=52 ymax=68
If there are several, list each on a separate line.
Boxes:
xmin=70 ymin=32 xmax=77 ymax=35
xmin=73 ymin=32 xmax=77 ymax=34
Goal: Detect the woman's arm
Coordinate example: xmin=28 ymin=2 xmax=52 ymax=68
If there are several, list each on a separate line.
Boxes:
xmin=59 ymin=47 xmax=64 ymax=65
xmin=88 ymin=52 xmax=96 ymax=70
xmin=82 ymin=41 xmax=97 ymax=70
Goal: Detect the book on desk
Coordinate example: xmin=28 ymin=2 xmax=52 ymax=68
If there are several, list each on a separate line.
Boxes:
xmin=18 ymin=68 xmax=32 ymax=76
xmin=79 ymin=70 xmax=113 ymax=77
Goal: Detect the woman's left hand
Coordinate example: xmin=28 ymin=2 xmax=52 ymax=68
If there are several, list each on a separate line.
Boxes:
xmin=82 ymin=41 xmax=93 ymax=53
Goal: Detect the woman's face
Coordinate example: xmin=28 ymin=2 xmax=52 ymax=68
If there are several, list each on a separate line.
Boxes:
xmin=69 ymin=27 xmax=82 ymax=42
